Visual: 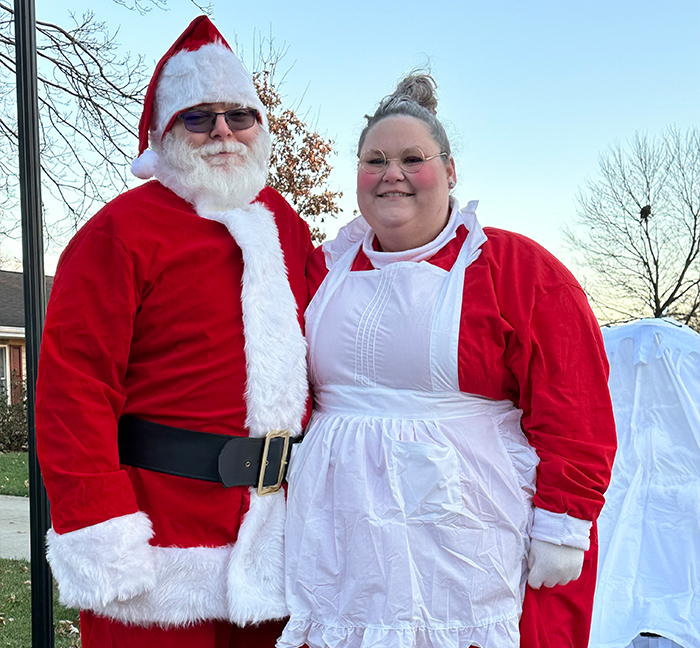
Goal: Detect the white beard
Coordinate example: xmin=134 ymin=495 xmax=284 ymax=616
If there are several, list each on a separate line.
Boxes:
xmin=154 ymin=129 xmax=271 ymax=214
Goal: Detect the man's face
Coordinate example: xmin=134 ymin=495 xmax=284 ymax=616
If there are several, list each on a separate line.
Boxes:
xmin=169 ymin=102 xmax=262 ymax=167
xmin=156 ymin=101 xmax=271 ymax=212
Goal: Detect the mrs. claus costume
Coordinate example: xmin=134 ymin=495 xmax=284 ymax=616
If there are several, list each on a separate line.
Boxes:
xmin=35 ymin=16 xmax=312 ymax=646
xmin=279 ymin=201 xmax=617 ymax=648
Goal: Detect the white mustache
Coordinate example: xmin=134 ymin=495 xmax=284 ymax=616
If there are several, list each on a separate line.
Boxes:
xmin=198 ymin=141 xmax=248 ymax=157
xmin=156 ymin=127 xmax=271 ymax=212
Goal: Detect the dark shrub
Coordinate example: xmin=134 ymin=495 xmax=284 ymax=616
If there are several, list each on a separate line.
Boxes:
xmin=0 ymin=374 xmax=28 ymax=452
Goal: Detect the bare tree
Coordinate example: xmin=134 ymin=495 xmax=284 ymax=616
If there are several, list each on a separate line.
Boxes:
xmin=109 ymin=0 xmax=212 ymax=16
xmin=1 ymin=4 xmax=147 ymax=246
xmin=566 ymin=127 xmax=700 ymax=331
xmin=0 ymin=244 xmax=20 ymax=269
xmin=1 ymin=5 xmax=339 ymax=253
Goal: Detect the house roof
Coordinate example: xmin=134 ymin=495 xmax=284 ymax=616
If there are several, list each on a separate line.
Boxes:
xmin=0 ymin=270 xmax=54 ymax=329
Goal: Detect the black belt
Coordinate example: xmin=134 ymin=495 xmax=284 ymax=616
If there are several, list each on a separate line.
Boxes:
xmin=117 ymin=415 xmax=300 ymax=495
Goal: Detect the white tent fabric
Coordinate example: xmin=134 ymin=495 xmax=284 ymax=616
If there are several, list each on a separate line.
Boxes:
xmin=589 ymin=318 xmax=700 ymax=648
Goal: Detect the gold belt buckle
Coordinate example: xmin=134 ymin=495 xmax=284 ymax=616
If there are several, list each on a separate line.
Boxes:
xmin=257 ymin=429 xmax=291 ymax=496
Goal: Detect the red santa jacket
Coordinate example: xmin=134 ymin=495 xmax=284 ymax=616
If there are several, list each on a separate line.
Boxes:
xmin=36 ymin=181 xmax=313 ymax=627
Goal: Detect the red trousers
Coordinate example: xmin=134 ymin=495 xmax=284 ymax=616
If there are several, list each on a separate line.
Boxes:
xmin=79 ymin=612 xmax=287 ymax=648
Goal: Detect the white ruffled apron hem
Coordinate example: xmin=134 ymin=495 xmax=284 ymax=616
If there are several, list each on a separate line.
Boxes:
xmin=276 ymin=615 xmax=521 ymax=648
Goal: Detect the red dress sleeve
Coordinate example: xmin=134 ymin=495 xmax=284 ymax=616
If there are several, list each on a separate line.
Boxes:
xmin=458 ymin=228 xmax=616 ymax=523
xmin=509 ymin=284 xmax=616 ymax=521
xmin=307 ymin=246 xmax=329 ymax=300
xmin=456 ymin=227 xmax=616 ymax=648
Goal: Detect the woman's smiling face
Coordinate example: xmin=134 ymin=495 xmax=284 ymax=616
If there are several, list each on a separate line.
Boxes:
xmin=357 ymin=115 xmax=456 ymax=252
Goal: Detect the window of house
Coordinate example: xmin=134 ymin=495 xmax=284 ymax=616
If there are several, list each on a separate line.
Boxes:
xmin=0 ymin=345 xmax=7 ymax=400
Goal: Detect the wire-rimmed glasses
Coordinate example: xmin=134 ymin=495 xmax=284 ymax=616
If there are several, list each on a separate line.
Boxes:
xmin=359 ymin=146 xmax=448 ymax=174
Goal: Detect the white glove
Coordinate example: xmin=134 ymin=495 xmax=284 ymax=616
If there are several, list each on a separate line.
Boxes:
xmin=527 ymin=538 xmax=584 ymax=589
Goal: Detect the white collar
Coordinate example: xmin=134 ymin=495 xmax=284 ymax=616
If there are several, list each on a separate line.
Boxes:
xmin=362 ymin=200 xmax=462 ymax=269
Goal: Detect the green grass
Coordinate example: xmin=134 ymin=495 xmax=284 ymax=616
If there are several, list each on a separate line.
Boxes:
xmin=0 ymin=558 xmax=81 ymax=647
xmin=0 ymin=453 xmax=28 ymax=498
xmin=0 ymin=456 xmax=81 ymax=644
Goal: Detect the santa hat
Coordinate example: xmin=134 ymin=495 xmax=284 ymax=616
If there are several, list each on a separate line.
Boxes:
xmin=131 ymin=16 xmax=268 ymax=180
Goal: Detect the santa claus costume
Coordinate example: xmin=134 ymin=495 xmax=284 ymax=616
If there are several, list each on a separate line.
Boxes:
xmin=279 ymin=200 xmax=616 ymax=648
xmin=36 ymin=16 xmax=312 ymax=647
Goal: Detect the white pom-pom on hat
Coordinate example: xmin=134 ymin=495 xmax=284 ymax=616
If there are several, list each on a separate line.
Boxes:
xmin=130 ymin=150 xmax=160 ymax=180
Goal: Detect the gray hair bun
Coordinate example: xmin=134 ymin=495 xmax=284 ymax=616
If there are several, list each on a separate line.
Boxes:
xmin=358 ymin=71 xmax=451 ymax=157
xmin=386 ymin=73 xmax=439 ymax=115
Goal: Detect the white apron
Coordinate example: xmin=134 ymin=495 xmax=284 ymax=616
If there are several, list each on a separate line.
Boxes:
xmin=279 ymin=203 xmax=539 ymax=648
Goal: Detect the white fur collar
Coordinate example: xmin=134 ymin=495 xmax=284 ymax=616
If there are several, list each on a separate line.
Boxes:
xmin=200 ymin=201 xmax=309 ymax=622
xmin=199 ymin=202 xmax=308 ymax=436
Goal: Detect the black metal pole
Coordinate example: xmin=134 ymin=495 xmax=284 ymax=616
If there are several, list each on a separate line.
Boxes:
xmin=13 ymin=0 xmax=53 ymax=645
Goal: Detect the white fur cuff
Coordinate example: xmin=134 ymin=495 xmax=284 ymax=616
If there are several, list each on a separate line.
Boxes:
xmin=98 ymin=544 xmax=229 ymax=626
xmin=46 ymin=511 xmax=157 ymax=609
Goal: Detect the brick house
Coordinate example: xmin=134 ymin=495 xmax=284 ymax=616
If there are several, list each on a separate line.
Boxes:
xmin=0 ymin=270 xmax=53 ymax=404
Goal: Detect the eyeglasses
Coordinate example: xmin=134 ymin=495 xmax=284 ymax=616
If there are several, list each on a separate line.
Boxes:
xmin=359 ymin=147 xmax=448 ymax=174
xmin=178 ymin=108 xmax=259 ymax=133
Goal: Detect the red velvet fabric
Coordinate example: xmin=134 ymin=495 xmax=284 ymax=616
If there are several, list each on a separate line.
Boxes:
xmin=80 ymin=612 xmax=288 ymax=648
xmin=35 ymin=182 xmax=313 ymax=644
xmin=520 ymin=524 xmax=599 ymax=648
xmin=37 ymin=182 xmax=312 ymax=543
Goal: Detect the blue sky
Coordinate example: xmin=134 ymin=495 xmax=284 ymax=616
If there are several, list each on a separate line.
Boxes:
xmin=33 ymin=0 xmax=700 ymax=270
